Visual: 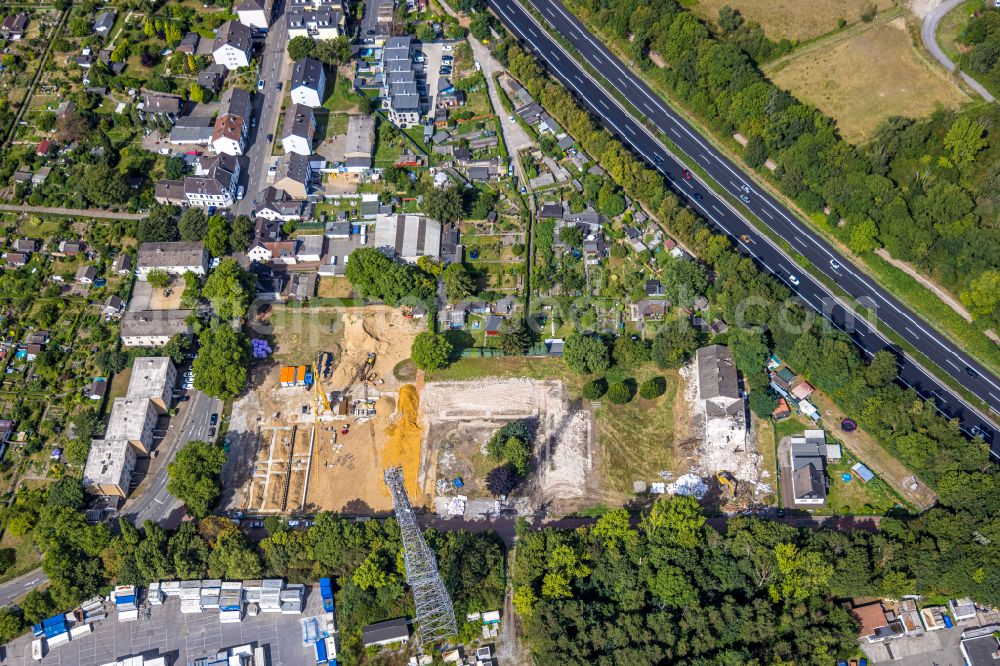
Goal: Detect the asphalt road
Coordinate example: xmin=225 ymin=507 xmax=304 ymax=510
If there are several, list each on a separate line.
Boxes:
xmin=234 ymin=2 xmax=291 ymax=218
xmin=0 ymin=570 xmax=48 ymax=608
xmin=921 ymin=0 xmax=995 ymax=103
xmin=488 ymin=0 xmax=1000 ymax=457
xmin=123 ymin=389 xmax=223 ymax=527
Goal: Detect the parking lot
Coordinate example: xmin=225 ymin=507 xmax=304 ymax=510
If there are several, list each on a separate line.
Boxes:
xmin=1 ymin=587 xmax=323 ymax=665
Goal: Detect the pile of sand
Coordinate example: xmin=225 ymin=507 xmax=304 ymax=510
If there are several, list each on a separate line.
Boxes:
xmin=381 ymin=384 xmax=423 ymax=500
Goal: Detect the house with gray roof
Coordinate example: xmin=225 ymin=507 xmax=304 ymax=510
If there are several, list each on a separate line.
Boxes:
xmin=290 ymin=57 xmax=326 ymax=108
xmin=94 ymin=10 xmax=116 ymax=36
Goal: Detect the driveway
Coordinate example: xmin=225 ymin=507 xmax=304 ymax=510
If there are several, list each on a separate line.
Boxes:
xmin=921 ymin=0 xmax=995 ymax=102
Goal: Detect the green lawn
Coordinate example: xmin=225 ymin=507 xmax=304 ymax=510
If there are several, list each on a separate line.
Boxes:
xmin=0 ymin=529 xmax=41 ymax=585
xmin=323 ymin=75 xmax=362 ymax=113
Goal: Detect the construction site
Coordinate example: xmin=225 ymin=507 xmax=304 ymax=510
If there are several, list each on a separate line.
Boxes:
xmin=224 ymin=306 xmax=426 ymax=514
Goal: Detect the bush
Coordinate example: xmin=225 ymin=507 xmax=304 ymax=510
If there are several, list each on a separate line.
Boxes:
xmin=582 ymin=378 xmax=608 ymax=400
xmin=606 ymin=381 xmax=634 ymax=405
xmin=639 ymin=376 xmax=666 ymax=400
xmin=411 ymin=332 xmax=453 ymax=370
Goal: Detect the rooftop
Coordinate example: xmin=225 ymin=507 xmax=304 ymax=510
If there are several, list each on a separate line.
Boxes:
xmin=291 ymin=57 xmax=325 ymax=91
xmin=138 ymin=241 xmax=207 ymax=269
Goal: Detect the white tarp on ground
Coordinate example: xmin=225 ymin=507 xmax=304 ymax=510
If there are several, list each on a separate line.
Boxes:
xmin=666 ymin=473 xmax=708 ymax=499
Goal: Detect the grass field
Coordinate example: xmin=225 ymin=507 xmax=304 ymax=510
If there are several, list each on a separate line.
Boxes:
xmin=0 ymin=529 xmax=40 ymax=584
xmin=767 ymin=18 xmax=968 ymax=143
xmin=689 ymin=0 xmax=894 ymax=42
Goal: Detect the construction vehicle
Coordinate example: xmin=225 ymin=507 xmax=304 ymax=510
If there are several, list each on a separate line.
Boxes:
xmin=716 ymin=470 xmax=737 ymax=495
xmin=359 ymin=352 xmax=376 ymax=380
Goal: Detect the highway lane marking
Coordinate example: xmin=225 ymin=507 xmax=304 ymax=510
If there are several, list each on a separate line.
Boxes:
xmin=793 ymin=235 xmax=807 ymax=247
xmin=778 ymin=263 xmax=790 ymax=272
xmin=905 ymin=326 xmax=919 ymax=338
xmin=528 ymin=27 xmax=539 ymax=37
xmin=711 ymin=204 xmax=723 ymax=215
xmin=624 ymin=124 xmax=636 ymax=135
xmin=505 ymin=0 xmax=1000 ymax=436
xmin=597 ymin=98 xmax=609 ymax=109
xmin=760 ymin=208 xmax=774 ymax=220
xmin=947 ymin=359 xmax=962 ymax=371
xmin=546 ymin=6 xmax=555 ymax=17
xmin=990 ymin=392 xmax=1000 ymax=402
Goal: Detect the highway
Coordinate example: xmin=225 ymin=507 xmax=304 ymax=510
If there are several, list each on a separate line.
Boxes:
xmin=234 ymin=0 xmax=291 ymax=218
xmin=488 ymin=0 xmax=1000 ymax=457
xmin=0 ymin=570 xmax=48 ymax=608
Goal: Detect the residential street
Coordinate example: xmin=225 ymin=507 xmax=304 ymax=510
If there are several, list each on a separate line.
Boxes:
xmin=233 ymin=2 xmax=292 ymax=218
xmin=123 ymin=389 xmax=223 ymax=528
xmin=0 ymin=570 xmax=48 ymax=609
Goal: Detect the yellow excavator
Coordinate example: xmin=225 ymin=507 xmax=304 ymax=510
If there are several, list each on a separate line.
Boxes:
xmin=716 ymin=470 xmax=737 ymax=496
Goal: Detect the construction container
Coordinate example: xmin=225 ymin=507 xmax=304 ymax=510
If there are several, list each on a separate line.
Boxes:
xmin=221 ymin=581 xmax=242 ymax=591
xmin=180 ymin=599 xmax=202 ymax=614
xmin=148 ymin=588 xmax=164 ymax=606
xmin=117 ymin=609 xmax=139 ymax=622
xmin=242 ymin=579 xmax=263 ymax=591
xmin=244 ymin=588 xmax=262 ymax=603
xmin=253 ymin=646 xmax=267 ymax=666
xmin=80 ymin=596 xmax=104 ymax=612
xmin=145 ymin=659 xmax=167 ymax=666
xmin=246 ymin=603 xmax=259 ymax=617
xmin=70 ymin=624 xmax=92 ymax=638
xmin=319 ymin=578 xmax=335 ymax=612
xmin=31 ymin=638 xmax=44 ymax=662
xmin=219 ymin=609 xmax=243 ymax=624
xmin=84 ymin=612 xmax=106 ymax=623
xmin=47 ymin=631 xmax=70 ymax=646
xmin=281 ymin=600 xmax=303 ymax=614
xmin=324 ymin=635 xmax=338 ymax=659
xmin=314 ymin=639 xmax=328 ymax=664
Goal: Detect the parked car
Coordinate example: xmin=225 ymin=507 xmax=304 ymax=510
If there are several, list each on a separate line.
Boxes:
xmin=275 ymin=82 xmax=282 ymax=91
xmin=257 ymin=79 xmax=265 ymax=90
xmin=210 ymin=413 xmax=218 ymax=425
xmin=266 ymin=133 xmax=273 ymax=143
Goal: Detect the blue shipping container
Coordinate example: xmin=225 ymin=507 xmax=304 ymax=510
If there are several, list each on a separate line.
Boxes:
xmin=43 ymin=624 xmax=67 ymax=638
xmin=42 ymin=615 xmax=65 ymax=628
xmin=115 ymin=595 xmax=136 ymax=606
xmin=32 ymin=624 xmax=43 ymax=637
xmin=314 ymin=639 xmax=328 ymax=663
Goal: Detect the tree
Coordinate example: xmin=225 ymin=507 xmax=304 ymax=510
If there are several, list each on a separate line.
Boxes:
xmin=558 ymin=225 xmax=583 ymax=247
xmin=229 ymin=215 xmax=254 ymax=253
xmin=563 ymin=334 xmax=610 ymax=374
xmin=442 ymin=262 xmax=475 ymax=300
xmin=164 ymin=155 xmax=186 ymax=180
xmin=486 ymin=465 xmax=518 ymax=496
xmin=202 ymin=258 xmax=254 ymax=319
xmin=287 ymin=35 xmax=316 ymax=60
xmin=597 ymin=183 xmax=626 ymax=217
xmin=651 ymin=317 xmax=700 ymax=368
xmin=499 ymin=318 xmax=534 ymax=355
xmin=208 ymin=532 xmax=262 ymax=580
xmin=146 ymin=270 xmax=172 ymax=289
xmin=470 ymin=13 xmax=492 ymax=40
xmin=204 ymin=214 xmax=229 ymax=257
xmin=47 ymin=477 xmax=84 ymax=510
xmin=727 ymin=327 xmax=769 ymax=373
xmin=944 ymin=116 xmax=987 ymax=164
xmin=192 ymin=323 xmax=250 ymax=399
xmin=137 ymin=206 xmax=180 ymax=243
xmin=416 ymin=23 xmax=437 ymax=43
xmin=486 ymin=421 xmax=531 ymax=475
xmin=178 ymin=208 xmax=208 ymax=241
xmin=424 ymin=186 xmax=464 ymax=225
xmin=960 ymin=269 xmax=1000 ymax=319
xmin=639 ymin=376 xmax=666 ymax=399
xmin=189 ymin=82 xmax=206 ymax=103
xmin=744 ymin=135 xmax=768 ymax=168
xmin=0 ymin=609 xmax=23 ymax=644
xmin=582 ymin=377 xmax=607 ymax=399
xmin=848 ymin=218 xmax=880 ymax=253
xmin=167 ymin=440 xmax=226 ymax=518
xmin=612 ymin=335 xmax=650 ymax=366
xmin=345 ymin=247 xmax=432 ymax=305
xmin=606 ymin=381 xmax=634 ymax=404
xmin=411 ymin=331 xmax=452 ymax=370
xmin=865 ymin=350 xmax=898 ymax=387
xmin=717 ymin=5 xmax=744 ymax=32
xmin=181 ymin=271 xmax=202 ymax=309
xmin=640 ymin=495 xmax=705 ymax=548
xmin=314 ymin=37 xmax=351 ymax=66
xmin=770 ymin=543 xmax=833 ymax=603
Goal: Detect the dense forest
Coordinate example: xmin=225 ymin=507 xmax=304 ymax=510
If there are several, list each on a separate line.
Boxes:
xmin=549 ymin=0 xmax=1000 ymax=330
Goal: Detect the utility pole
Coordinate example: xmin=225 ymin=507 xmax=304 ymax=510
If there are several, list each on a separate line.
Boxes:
xmin=383 ymin=467 xmax=457 ymax=645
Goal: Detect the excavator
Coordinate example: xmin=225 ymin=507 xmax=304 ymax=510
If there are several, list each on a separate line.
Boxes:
xmin=359 ymin=352 xmax=376 ymax=380
xmin=716 ymin=470 xmax=737 ymax=496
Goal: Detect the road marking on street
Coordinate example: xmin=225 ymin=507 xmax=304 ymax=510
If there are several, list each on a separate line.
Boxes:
xmin=154 ymin=497 xmax=164 ymax=504
xmin=624 ymin=124 xmax=635 ymax=135
xmin=905 ymin=326 xmax=919 ymax=338
xmin=947 ymin=359 xmax=962 ymax=371
xmin=711 ymin=204 xmax=723 ymax=215
xmin=546 ymin=6 xmax=555 ymax=17
xmin=669 ymin=127 xmax=680 ymax=136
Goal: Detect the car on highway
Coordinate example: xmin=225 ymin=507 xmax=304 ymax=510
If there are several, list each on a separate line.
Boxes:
xmin=739 ymin=234 xmax=751 ymax=243
xmin=739 ymin=194 xmax=751 ymax=204
xmin=830 ymin=259 xmax=841 ymax=270
xmin=788 ymin=274 xmax=800 ymax=286
xmin=210 ymin=413 xmax=219 ymax=426
xmin=681 ymin=169 xmax=692 ymax=180
xmin=741 ymin=184 xmax=751 ymax=194
xmin=966 ymin=366 xmax=979 ymax=378
xmin=257 ymin=80 xmax=265 ymax=90
xmin=652 ymin=154 xmax=663 ymax=166
xmin=692 ymin=192 xmax=703 ymax=202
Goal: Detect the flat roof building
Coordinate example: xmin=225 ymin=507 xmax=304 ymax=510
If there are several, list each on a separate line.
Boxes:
xmin=126 ymin=357 xmax=178 ymax=412
xmin=104 ymin=398 xmax=159 ymax=454
xmin=120 ymin=310 xmax=194 ymax=348
xmin=83 ymin=439 xmax=137 ymax=498
xmin=137 ymin=241 xmax=208 ymax=280
xmin=372 ymin=213 xmax=442 ymax=263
